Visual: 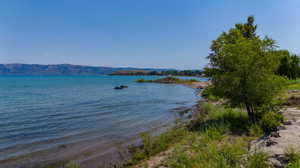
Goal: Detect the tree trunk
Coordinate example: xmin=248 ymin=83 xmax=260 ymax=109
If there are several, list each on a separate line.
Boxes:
xmin=245 ymin=103 xmax=255 ymax=122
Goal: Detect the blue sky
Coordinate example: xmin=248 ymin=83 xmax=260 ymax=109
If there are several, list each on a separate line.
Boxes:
xmin=0 ymin=0 xmax=299 ymax=69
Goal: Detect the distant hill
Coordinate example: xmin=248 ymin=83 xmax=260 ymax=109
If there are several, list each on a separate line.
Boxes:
xmin=0 ymin=64 xmax=171 ymax=75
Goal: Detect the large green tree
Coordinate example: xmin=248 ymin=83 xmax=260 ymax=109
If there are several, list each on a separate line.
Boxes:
xmin=208 ymin=16 xmax=285 ymax=121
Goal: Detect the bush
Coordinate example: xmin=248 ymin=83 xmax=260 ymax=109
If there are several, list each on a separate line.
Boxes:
xmin=201 ymin=86 xmax=212 ymax=98
xmin=201 ymin=86 xmax=219 ymax=101
xmin=260 ymin=111 xmax=283 ymax=134
xmin=254 ymin=103 xmax=282 ymax=121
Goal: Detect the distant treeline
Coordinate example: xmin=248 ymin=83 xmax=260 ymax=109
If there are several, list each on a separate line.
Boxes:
xmin=0 ymin=64 xmax=171 ymax=75
xmin=276 ymin=50 xmax=300 ymax=79
xmin=203 ymin=50 xmax=300 ymax=79
xmin=111 ymin=70 xmax=203 ymax=76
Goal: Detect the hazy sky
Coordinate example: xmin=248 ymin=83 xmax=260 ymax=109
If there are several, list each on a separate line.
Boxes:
xmin=0 ymin=0 xmax=299 ymax=69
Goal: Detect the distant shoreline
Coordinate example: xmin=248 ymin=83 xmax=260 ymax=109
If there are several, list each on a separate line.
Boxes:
xmin=0 ymin=63 xmax=174 ymax=76
xmin=110 ymin=69 xmax=203 ymax=76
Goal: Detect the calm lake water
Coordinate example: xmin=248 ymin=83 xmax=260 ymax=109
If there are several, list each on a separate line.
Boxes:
xmin=0 ymin=75 xmax=202 ymax=160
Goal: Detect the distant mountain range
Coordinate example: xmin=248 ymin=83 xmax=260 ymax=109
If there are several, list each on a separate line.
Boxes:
xmin=0 ymin=64 xmax=172 ymax=75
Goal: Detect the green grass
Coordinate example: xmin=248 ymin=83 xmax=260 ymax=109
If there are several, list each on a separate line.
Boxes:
xmin=288 ymin=159 xmax=300 ymax=168
xmin=189 ymin=102 xmax=251 ymax=135
xmin=126 ymin=127 xmax=189 ymax=166
xmin=126 ymin=102 xmax=268 ymax=167
xmin=287 ymin=83 xmax=300 ymax=90
xmin=248 ymin=124 xmax=264 ymax=137
xmin=165 ymin=133 xmax=249 ymax=168
xmin=246 ymin=152 xmax=270 ymax=168
xmin=287 ymin=79 xmax=300 ymax=90
xmin=162 ymin=103 xmax=266 ymax=168
xmin=285 ymin=147 xmax=300 ymax=164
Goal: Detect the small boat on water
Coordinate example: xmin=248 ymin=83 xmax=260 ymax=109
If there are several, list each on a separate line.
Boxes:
xmin=114 ymin=85 xmax=128 ymax=90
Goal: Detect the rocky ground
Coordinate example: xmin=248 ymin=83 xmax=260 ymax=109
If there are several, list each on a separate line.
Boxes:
xmin=250 ymin=107 xmax=300 ymax=167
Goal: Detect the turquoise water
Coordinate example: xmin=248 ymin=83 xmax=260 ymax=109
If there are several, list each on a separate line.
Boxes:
xmin=0 ymin=75 xmax=202 ymax=160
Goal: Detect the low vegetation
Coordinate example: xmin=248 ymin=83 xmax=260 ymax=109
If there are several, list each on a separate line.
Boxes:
xmin=260 ymin=111 xmax=283 ymax=134
xmin=125 ymin=101 xmax=278 ymax=167
xmin=288 ymin=160 xmax=300 ymax=168
xmin=126 ymin=127 xmax=189 ymax=166
xmin=287 ymin=79 xmax=300 ymax=90
xmin=285 ymin=147 xmax=300 ymax=163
